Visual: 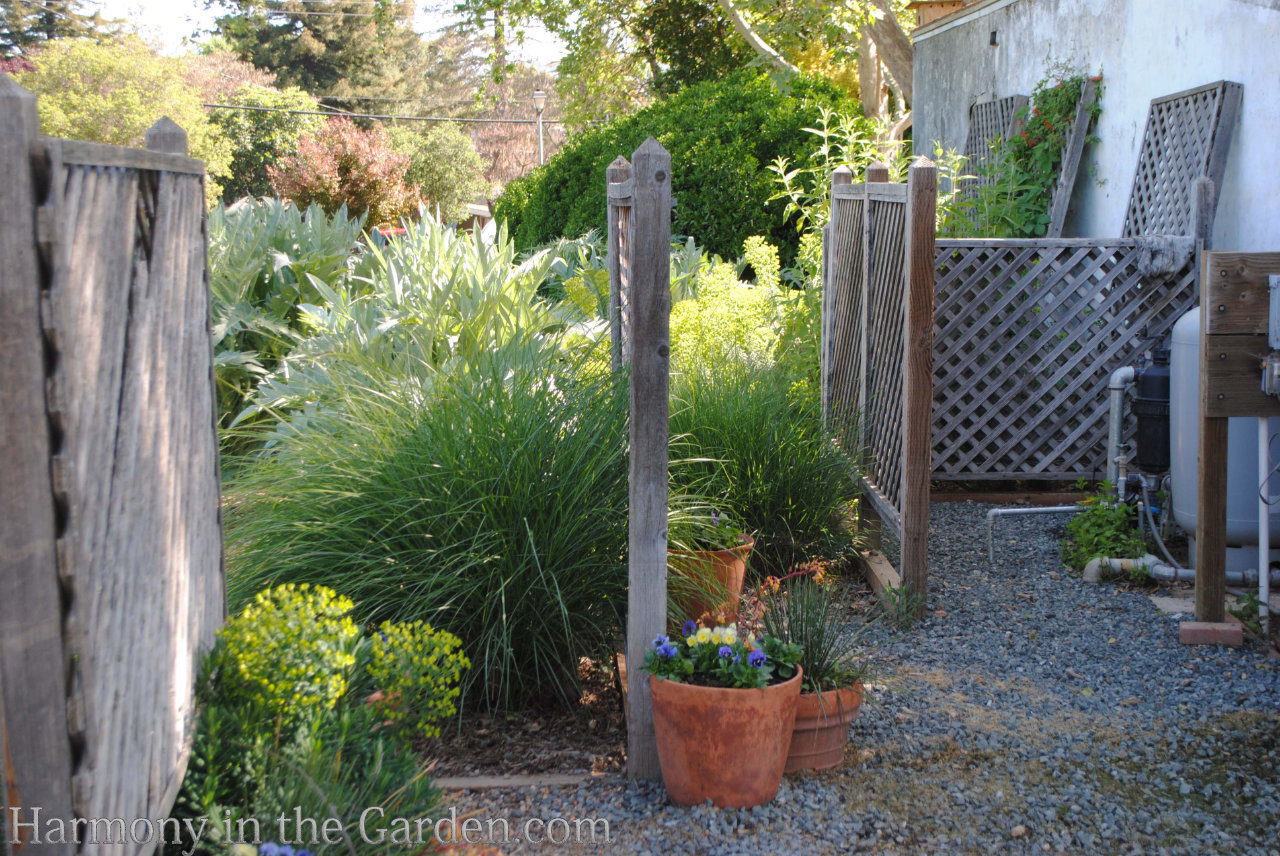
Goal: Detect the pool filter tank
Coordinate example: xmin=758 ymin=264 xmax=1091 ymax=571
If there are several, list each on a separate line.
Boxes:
xmin=1131 ymin=348 xmax=1171 ymax=474
xmin=1169 ymin=308 xmax=1280 ymax=571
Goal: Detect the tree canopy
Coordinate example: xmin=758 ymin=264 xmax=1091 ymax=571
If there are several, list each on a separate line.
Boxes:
xmin=16 ymin=36 xmax=233 ymax=201
xmin=0 ymin=0 xmax=119 ymax=57
xmin=210 ymin=0 xmax=432 ymax=113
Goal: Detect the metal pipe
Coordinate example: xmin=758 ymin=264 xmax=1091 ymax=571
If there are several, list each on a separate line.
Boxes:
xmin=1107 ymin=366 xmax=1136 ymax=486
xmin=1082 ymin=554 xmax=1280 ymax=586
xmin=1260 ymin=417 xmax=1271 ymax=634
xmin=986 ymin=505 xmax=1085 ymax=564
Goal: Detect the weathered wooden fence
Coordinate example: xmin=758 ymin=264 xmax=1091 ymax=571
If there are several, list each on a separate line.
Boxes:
xmin=821 ymin=159 xmax=937 ymax=600
xmin=932 ymin=80 xmax=1239 ymax=481
xmin=609 ymin=139 xmax=672 ymax=782
xmin=932 ymin=233 xmax=1199 ymax=479
xmin=0 ymin=77 xmax=223 ymax=855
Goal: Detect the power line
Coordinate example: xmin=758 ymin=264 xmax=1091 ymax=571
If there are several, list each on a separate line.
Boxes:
xmin=203 ymin=102 xmax=567 ymax=124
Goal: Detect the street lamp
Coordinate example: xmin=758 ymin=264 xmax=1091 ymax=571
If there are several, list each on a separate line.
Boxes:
xmin=532 ymin=89 xmax=547 ymax=165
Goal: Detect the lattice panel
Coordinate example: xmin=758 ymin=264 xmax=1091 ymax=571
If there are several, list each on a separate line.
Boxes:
xmin=1122 ymin=81 xmax=1242 ymax=238
xmin=963 ymin=96 xmax=1027 ymax=174
xmin=961 ymin=95 xmax=1028 ymax=194
xmin=824 ymin=195 xmax=865 ymax=447
xmin=863 ymin=197 xmax=908 ymax=510
xmin=933 ymin=239 xmax=1198 ymax=479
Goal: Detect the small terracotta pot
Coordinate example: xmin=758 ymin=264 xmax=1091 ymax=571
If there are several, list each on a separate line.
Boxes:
xmin=668 ymin=534 xmax=754 ymax=623
xmin=784 ymin=682 xmax=863 ymax=773
xmin=649 ymin=666 xmax=801 ymax=808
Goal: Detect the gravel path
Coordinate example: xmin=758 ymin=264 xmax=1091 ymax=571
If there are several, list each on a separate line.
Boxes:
xmin=445 ymin=502 xmax=1280 ymax=855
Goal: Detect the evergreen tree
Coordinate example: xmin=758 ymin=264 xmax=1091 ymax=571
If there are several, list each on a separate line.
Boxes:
xmin=1 ymin=0 xmax=117 ymax=57
xmin=211 ymin=0 xmax=430 ymax=112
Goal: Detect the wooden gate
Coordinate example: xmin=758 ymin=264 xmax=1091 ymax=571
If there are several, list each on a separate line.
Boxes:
xmin=0 ymin=77 xmax=223 ymax=855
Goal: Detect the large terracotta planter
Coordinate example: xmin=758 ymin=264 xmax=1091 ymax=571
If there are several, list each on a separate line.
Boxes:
xmin=668 ymin=534 xmax=754 ymax=623
xmin=649 ymin=667 xmax=802 ymax=808
xmin=784 ymin=682 xmax=863 ymax=773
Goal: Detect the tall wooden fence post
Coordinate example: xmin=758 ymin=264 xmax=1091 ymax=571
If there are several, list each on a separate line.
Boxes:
xmin=0 ymin=75 xmax=77 ymax=852
xmin=625 ymin=138 xmax=671 ymax=781
xmin=607 ymin=156 xmax=634 ymax=373
xmin=900 ymin=157 xmax=937 ymax=609
xmin=822 ymin=166 xmax=853 ymax=431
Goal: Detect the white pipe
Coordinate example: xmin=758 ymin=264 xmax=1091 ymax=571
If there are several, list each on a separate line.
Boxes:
xmin=1081 ymin=553 xmax=1280 ymax=586
xmin=1260 ymin=417 xmax=1271 ymax=634
xmin=1106 ymin=366 xmax=1136 ymax=487
xmin=986 ymin=505 xmax=1084 ymax=564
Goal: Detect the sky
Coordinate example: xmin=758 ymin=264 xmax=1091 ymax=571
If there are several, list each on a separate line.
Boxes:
xmin=91 ymin=0 xmax=565 ymax=68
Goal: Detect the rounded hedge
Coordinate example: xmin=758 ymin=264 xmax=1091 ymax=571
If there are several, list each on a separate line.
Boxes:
xmin=492 ymin=71 xmax=858 ymax=264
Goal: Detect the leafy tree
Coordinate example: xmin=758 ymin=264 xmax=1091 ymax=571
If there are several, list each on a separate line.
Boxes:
xmin=387 ymin=123 xmax=490 ymax=222
xmin=1 ymin=0 xmax=119 ymax=57
xmin=15 ymin=37 xmax=233 ymax=201
xmin=210 ymin=0 xmax=431 ymax=112
xmin=634 ymin=0 xmax=752 ymax=94
xmin=269 ymin=117 xmax=418 ymax=225
xmin=182 ymin=48 xmax=277 ymax=103
xmin=493 ymin=71 xmax=860 ymax=264
xmin=211 ymin=84 xmax=323 ymax=202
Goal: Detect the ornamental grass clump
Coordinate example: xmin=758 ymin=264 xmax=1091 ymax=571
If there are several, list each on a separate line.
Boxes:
xmin=645 ymin=621 xmax=801 ymax=690
xmin=367 ymin=620 xmax=471 ymax=738
xmin=217 ymin=583 xmax=359 ymax=721
xmin=226 ymin=365 xmax=633 ymax=711
xmin=670 ymin=357 xmax=862 ymax=574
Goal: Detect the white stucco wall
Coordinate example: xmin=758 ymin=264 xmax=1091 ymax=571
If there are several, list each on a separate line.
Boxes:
xmin=913 ymin=0 xmax=1280 ymax=250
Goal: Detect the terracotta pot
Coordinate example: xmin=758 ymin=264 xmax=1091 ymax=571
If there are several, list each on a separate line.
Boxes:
xmin=668 ymin=534 xmax=754 ymax=624
xmin=649 ymin=666 xmax=801 ymax=808
xmin=784 ymin=682 xmax=864 ymax=773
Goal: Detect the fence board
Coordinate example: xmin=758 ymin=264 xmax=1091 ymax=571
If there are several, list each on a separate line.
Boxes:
xmin=1 ymin=86 xmax=222 ymax=856
xmin=607 ymin=156 xmax=633 ymax=373
xmin=0 ymin=74 xmax=77 ymax=856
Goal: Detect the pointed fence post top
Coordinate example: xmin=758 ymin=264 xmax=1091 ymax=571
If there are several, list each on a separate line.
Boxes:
xmin=865 ymin=161 xmax=890 ymax=183
xmin=832 ymin=165 xmax=853 ymax=186
xmin=907 ymin=156 xmax=937 ymax=192
xmin=146 ymin=116 xmax=187 ymax=155
xmin=0 ymin=73 xmax=37 ymax=129
xmin=607 ymin=155 xmax=632 ymax=182
xmin=631 ymin=137 xmax=671 ymax=187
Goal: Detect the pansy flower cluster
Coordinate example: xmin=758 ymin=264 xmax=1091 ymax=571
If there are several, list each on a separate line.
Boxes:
xmin=643 ymin=620 xmax=801 ymax=689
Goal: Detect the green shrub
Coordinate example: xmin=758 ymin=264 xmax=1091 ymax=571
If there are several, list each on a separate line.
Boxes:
xmin=269 ymin=117 xmax=418 ymax=225
xmin=226 ymin=366 xmax=633 ymax=710
xmin=217 ymin=584 xmax=359 ymax=721
xmin=742 ymin=235 xmax=781 ymax=290
xmin=207 ymin=198 xmax=363 ymax=432
xmin=492 ymin=71 xmax=858 ymax=264
xmin=669 ymin=261 xmax=779 ymax=369
xmin=368 ymin=620 xmax=470 ymax=738
xmin=1062 ymin=484 xmax=1147 ymax=572
xmin=168 ymin=594 xmax=440 ymax=856
xmin=213 ymin=85 xmax=324 ymax=203
xmin=387 ymin=122 xmax=490 ymax=223
xmin=670 ymin=357 xmax=861 ymax=575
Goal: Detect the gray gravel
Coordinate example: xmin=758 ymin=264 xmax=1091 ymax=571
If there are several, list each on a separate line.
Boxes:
xmin=447 ymin=502 xmax=1280 ymax=855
